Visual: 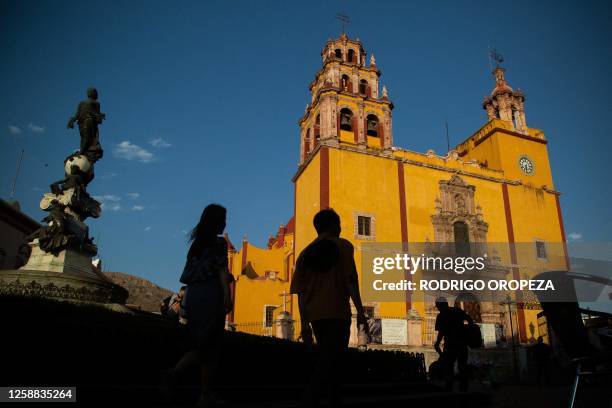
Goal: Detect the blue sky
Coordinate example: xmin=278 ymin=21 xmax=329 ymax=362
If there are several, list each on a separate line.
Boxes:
xmin=1 ymin=1 xmax=611 ymax=291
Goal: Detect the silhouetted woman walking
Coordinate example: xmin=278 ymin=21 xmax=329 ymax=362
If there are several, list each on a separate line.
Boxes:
xmin=162 ymin=204 xmax=233 ymax=407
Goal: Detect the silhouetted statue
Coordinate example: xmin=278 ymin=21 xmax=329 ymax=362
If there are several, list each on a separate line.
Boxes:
xmin=67 ymin=87 xmax=105 ymax=162
xmin=23 ymin=88 xmax=104 ymax=258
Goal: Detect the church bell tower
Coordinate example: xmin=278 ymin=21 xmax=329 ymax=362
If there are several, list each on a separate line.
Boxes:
xmin=298 ymin=34 xmax=394 ymax=164
xmin=482 ymin=66 xmax=528 ymax=134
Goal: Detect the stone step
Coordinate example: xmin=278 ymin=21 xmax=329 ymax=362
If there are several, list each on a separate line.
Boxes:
xmin=239 ymin=391 xmax=491 ymax=408
xmin=74 ymin=382 xmax=491 ymax=407
xmin=214 ymin=381 xmax=441 ymax=403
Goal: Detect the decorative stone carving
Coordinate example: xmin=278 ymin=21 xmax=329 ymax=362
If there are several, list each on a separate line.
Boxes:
xmin=26 ymin=88 xmax=105 ymax=256
xmin=482 ymin=67 xmax=528 ymax=134
xmin=2 ymin=88 xmax=129 ymax=305
xmin=447 ymin=150 xmax=460 ymax=161
xmin=430 ymin=175 xmax=489 ymax=256
xmin=0 ymin=276 xmax=127 ymax=304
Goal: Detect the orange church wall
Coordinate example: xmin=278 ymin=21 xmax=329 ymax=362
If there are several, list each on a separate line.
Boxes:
xmin=289 ymin=137 xmax=566 ymax=342
xmin=230 ymin=241 xmax=292 ymax=325
xmin=496 ymin=133 xmax=554 ymax=189
xmin=326 ymin=147 xmax=404 ymax=317
xmin=233 ymin=276 xmax=290 ymax=325
xmin=294 ymin=152 xmax=321 ymax=270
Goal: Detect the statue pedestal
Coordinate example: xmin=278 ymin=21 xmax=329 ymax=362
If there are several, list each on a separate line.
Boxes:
xmin=0 ymin=240 xmax=127 ymax=304
xmin=21 ymin=240 xmax=99 ymax=279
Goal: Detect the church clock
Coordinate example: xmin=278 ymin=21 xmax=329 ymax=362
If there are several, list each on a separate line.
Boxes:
xmin=518 ymin=155 xmax=535 ymax=175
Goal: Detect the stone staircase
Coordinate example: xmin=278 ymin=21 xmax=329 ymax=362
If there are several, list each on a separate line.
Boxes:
xmin=75 ymin=381 xmax=491 ymax=407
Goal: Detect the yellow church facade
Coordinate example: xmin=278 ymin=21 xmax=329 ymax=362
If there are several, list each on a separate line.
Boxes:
xmin=228 ymin=34 xmax=568 ymax=345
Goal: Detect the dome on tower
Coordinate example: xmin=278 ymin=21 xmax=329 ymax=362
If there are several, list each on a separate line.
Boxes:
xmin=482 ymin=66 xmax=528 ymax=134
xmin=490 ymin=67 xmax=514 ymax=97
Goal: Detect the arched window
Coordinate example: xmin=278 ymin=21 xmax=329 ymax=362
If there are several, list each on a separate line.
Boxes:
xmin=314 ymin=114 xmax=320 ymax=140
xmin=366 ymin=114 xmax=379 ymax=137
xmin=359 ymin=79 xmax=368 ymax=95
xmin=335 ymin=49 xmax=342 ymax=59
xmin=454 ymin=221 xmax=470 ymax=256
xmin=341 ymin=74 xmax=352 ymax=92
xmin=340 ymin=108 xmax=353 ymax=131
xmin=347 ymin=49 xmax=355 ymax=63
xmin=304 ymin=129 xmax=311 ymax=157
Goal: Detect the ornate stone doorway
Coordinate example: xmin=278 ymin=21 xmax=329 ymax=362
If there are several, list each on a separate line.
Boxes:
xmin=431 ymin=175 xmax=489 ymax=257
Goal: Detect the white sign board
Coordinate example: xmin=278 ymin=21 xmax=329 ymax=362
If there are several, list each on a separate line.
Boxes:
xmin=478 ymin=323 xmax=497 ymax=348
xmin=382 ymin=319 xmax=408 ymax=345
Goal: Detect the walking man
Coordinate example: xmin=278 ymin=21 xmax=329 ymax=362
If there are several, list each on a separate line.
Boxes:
xmin=434 ymin=297 xmax=473 ymax=392
xmin=290 ymin=208 xmax=366 ymax=407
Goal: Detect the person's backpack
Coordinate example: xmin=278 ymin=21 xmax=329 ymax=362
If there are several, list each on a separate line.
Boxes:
xmin=465 ymin=323 xmax=484 ymax=348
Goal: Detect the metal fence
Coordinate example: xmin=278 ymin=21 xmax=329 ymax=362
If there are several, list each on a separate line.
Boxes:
xmin=229 ymin=319 xmax=303 ymax=341
xmin=230 ymin=314 xmax=491 ymax=348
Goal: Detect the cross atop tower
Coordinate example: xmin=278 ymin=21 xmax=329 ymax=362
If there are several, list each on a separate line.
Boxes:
xmin=336 ymin=12 xmax=350 ymax=34
xmin=488 ymin=47 xmax=504 ymax=72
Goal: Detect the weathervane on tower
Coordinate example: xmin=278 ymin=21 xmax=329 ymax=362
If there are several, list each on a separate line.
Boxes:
xmin=336 ymin=12 xmax=350 ymax=34
xmin=488 ymin=47 xmax=504 ymax=72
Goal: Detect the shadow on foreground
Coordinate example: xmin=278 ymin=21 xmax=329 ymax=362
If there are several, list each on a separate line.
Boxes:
xmin=1 ymin=295 xmax=609 ymax=407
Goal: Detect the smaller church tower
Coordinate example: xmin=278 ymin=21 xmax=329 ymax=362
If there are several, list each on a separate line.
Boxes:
xmin=482 ymin=67 xmax=527 ymax=134
xmin=298 ymin=34 xmax=394 ymax=164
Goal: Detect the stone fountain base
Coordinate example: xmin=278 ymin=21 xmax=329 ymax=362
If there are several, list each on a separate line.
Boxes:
xmin=0 ymin=240 xmax=128 ymax=304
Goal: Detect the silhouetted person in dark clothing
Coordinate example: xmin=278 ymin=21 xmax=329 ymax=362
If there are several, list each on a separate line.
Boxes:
xmin=531 ymin=336 xmax=552 ymax=384
xmin=160 ymin=296 xmax=171 ymax=315
xmin=291 ymin=208 xmax=366 ymax=407
xmin=161 ymin=204 xmax=233 ymax=408
xmin=434 ymin=297 xmax=473 ymax=392
xmin=167 ymin=286 xmax=187 ymax=323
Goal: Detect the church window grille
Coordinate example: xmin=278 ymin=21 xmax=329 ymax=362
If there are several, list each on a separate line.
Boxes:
xmin=354 ymin=212 xmax=376 ymax=240
xmin=358 ymin=216 xmax=371 ymax=236
xmin=264 ymin=305 xmax=276 ymax=327
xmin=535 ymin=240 xmax=547 ymax=259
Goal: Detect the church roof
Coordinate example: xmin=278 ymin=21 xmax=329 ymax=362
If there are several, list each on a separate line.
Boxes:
xmin=0 ymin=199 xmax=40 ymax=234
